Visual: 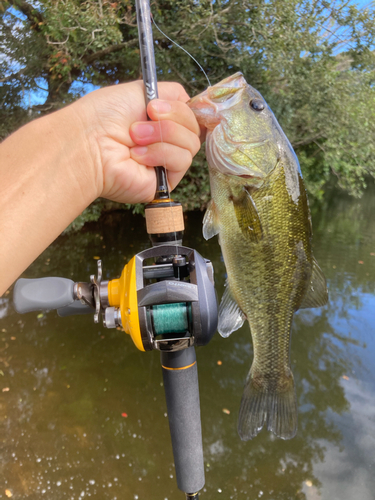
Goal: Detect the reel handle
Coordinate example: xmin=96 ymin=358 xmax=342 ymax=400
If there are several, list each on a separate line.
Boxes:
xmin=14 ymin=277 xmax=75 ymax=313
xmin=161 ymin=347 xmax=205 ymax=496
xmin=13 ymin=278 xmax=92 ymax=316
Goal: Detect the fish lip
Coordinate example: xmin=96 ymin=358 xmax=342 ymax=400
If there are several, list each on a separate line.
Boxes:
xmin=187 ymin=94 xmax=221 ymax=130
xmin=188 ymin=74 xmax=246 ymax=128
xmin=213 ymin=71 xmax=247 ymax=88
xmin=238 ymin=174 xmax=263 ymax=180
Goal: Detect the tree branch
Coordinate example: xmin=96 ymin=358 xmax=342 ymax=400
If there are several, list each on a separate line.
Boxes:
xmin=8 ymin=0 xmax=43 ymax=30
xmin=0 ymin=70 xmax=23 ymax=83
xmin=292 ymin=134 xmax=324 ymax=148
xmin=82 ymin=39 xmax=138 ymax=65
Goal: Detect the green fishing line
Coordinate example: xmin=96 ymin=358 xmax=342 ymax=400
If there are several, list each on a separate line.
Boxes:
xmin=152 ymin=302 xmax=190 ymax=335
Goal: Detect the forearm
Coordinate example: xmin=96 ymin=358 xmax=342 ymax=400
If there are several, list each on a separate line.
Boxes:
xmin=0 ymin=107 xmax=98 ymax=295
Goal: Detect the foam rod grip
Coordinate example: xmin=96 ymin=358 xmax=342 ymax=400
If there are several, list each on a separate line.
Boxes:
xmin=161 ymin=347 xmax=205 ymax=495
xmin=13 ymin=278 xmax=75 ymax=313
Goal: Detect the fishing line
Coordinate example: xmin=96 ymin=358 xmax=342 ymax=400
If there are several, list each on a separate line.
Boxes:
xmin=150 ymin=15 xmax=211 ymax=256
xmin=149 ymin=15 xmax=212 ymax=257
xmin=151 ymin=16 xmax=212 ymax=88
xmin=153 ymin=102 xmax=181 ymax=255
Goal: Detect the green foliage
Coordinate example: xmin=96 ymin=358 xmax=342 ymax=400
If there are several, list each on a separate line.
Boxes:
xmin=173 ymin=148 xmax=211 ymax=211
xmin=1 ymin=0 xmax=375 ymax=222
xmin=64 ymin=199 xmax=106 ymax=233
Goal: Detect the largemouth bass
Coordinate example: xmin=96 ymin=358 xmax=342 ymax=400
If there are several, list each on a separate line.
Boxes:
xmin=188 ymin=73 xmax=328 ymax=440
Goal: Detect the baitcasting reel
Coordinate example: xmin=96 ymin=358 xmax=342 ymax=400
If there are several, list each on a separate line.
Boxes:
xmin=13 ymin=245 xmax=218 ymax=353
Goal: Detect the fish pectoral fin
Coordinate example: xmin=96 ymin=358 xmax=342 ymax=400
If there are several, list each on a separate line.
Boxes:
xmin=232 ymin=189 xmax=262 ymax=243
xmin=203 ymin=199 xmax=220 ymax=240
xmin=299 ymin=256 xmax=328 ymax=309
xmin=218 ymin=279 xmax=246 ymax=337
xmin=238 ymin=369 xmax=297 ymax=441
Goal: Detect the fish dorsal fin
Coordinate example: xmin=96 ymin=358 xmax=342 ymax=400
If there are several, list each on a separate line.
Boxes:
xmin=203 ymin=199 xmax=220 ymax=240
xmin=299 ymin=256 xmax=328 ymax=309
xmin=218 ymin=280 xmax=246 ymax=337
xmin=232 ymin=188 xmax=262 ymax=243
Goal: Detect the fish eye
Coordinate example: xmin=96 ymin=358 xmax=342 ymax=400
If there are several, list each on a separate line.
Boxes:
xmin=250 ymin=99 xmax=265 ymax=111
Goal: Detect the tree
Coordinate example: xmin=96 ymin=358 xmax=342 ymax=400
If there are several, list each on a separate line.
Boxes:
xmin=1 ymin=0 xmax=375 ymax=216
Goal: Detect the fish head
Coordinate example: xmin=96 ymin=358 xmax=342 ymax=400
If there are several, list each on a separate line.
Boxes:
xmin=188 ymin=72 xmax=285 ymax=184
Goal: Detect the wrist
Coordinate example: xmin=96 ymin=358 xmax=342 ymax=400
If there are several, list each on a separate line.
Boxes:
xmin=69 ymin=94 xmax=106 ymax=201
xmin=51 ymin=102 xmax=102 ymax=204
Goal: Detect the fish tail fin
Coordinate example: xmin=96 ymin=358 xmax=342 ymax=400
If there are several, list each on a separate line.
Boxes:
xmin=238 ymin=369 xmax=297 ymax=441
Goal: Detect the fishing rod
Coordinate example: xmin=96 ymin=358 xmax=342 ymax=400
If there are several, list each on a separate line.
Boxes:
xmin=13 ymin=1 xmax=218 ymax=498
xmin=134 ymin=3 xmax=216 ymax=498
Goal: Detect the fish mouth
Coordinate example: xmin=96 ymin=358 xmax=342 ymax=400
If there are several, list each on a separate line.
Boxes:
xmin=210 ymin=72 xmax=247 ymax=89
xmin=187 ymin=94 xmax=221 ymax=130
xmin=188 ymin=73 xmax=247 ymax=129
xmin=239 ymin=174 xmax=262 ymax=179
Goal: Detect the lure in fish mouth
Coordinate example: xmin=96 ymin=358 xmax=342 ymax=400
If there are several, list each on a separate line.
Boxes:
xmin=189 ymin=73 xmax=328 ymax=440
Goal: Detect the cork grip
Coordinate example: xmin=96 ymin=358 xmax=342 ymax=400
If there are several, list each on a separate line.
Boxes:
xmin=145 ymin=205 xmax=184 ymax=234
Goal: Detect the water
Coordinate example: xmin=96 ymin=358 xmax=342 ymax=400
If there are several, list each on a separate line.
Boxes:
xmin=1 ymin=187 xmax=375 ymax=500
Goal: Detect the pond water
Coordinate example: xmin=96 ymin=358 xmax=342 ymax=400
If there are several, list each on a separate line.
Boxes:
xmin=1 ymin=185 xmax=375 ymax=500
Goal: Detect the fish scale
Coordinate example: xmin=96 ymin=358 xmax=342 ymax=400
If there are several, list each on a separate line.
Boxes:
xmin=189 ymin=72 xmax=328 ymax=440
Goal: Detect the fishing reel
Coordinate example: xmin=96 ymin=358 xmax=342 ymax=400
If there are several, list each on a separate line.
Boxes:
xmin=13 ymin=245 xmax=218 ymax=353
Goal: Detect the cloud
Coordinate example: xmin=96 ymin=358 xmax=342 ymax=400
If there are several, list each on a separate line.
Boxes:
xmin=305 ymin=378 xmax=375 ymax=500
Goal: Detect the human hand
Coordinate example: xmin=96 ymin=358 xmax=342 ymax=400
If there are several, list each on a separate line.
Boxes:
xmin=73 ymin=81 xmax=201 ymax=204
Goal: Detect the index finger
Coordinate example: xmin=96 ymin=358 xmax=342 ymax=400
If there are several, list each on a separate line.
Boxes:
xmin=157 ymin=82 xmax=190 ymax=103
xmin=147 ymin=99 xmax=201 ymax=137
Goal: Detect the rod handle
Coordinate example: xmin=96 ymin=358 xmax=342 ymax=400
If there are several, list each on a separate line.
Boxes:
xmin=161 ymin=347 xmax=205 ymax=495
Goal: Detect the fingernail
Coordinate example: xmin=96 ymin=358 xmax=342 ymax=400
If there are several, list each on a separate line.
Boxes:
xmin=132 ymin=146 xmax=148 ymax=156
xmin=132 ymin=123 xmax=155 ymax=137
xmin=150 ymin=100 xmax=172 ymax=114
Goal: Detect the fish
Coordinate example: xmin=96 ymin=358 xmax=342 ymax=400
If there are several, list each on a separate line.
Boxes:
xmin=188 ymin=73 xmax=328 ymax=440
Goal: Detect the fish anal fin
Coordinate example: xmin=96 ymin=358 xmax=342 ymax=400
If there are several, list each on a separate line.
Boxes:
xmin=232 ymin=189 xmax=262 ymax=243
xmin=218 ymin=280 xmax=246 ymax=338
xmin=299 ymin=256 xmax=328 ymax=310
xmin=238 ymin=369 xmax=297 ymax=441
xmin=203 ymin=199 xmax=220 ymax=240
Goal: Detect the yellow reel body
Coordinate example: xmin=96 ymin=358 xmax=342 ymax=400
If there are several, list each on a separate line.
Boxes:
xmin=107 ymin=257 xmax=144 ymax=352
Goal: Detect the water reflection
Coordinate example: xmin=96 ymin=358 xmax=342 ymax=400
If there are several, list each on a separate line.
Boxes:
xmin=1 ymin=187 xmax=375 ymax=499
